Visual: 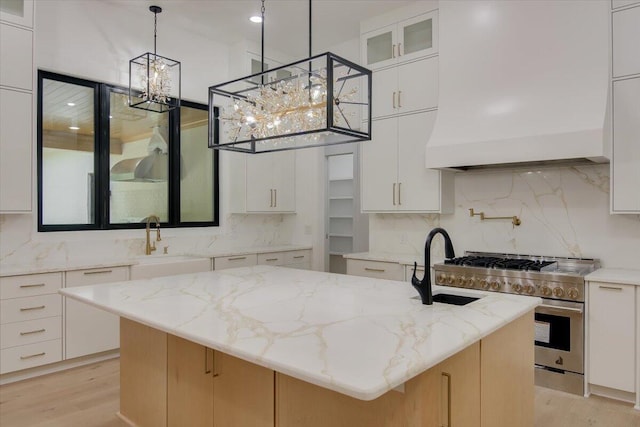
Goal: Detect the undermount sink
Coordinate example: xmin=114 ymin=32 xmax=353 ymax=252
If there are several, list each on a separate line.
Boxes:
xmin=412 ymin=291 xmax=482 ymax=306
xmin=432 ymin=293 xmax=480 ymax=306
xmin=130 ymin=255 xmax=211 ymax=279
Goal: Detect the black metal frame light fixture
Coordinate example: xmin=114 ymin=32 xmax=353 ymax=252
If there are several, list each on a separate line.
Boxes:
xmin=208 ymin=0 xmax=372 ymax=153
xmin=129 ymin=5 xmax=181 ymax=113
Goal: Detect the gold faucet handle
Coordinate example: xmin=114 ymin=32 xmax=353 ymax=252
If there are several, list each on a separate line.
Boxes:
xmin=156 ymin=227 xmax=161 ymax=241
xmin=150 ymin=240 xmax=156 ymax=252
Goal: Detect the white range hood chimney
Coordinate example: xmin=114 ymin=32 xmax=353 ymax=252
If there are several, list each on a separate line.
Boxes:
xmin=426 ymin=0 xmax=610 ymax=170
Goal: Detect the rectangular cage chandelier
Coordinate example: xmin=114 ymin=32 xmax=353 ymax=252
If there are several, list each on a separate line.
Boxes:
xmin=208 ymin=52 xmax=371 ymax=153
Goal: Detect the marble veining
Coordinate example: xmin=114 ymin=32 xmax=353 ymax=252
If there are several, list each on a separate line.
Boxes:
xmin=60 ymin=265 xmax=539 ymax=400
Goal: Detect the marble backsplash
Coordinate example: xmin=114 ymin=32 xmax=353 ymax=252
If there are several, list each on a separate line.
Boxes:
xmin=369 ymin=164 xmax=640 ymax=269
xmin=0 ymin=213 xmax=295 ymax=268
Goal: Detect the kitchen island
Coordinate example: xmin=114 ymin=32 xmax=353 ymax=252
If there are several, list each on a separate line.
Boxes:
xmin=60 ymin=265 xmax=540 ymax=427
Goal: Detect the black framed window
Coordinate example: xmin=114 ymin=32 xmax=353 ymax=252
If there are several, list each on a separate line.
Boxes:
xmin=37 ymin=71 xmax=219 ymax=231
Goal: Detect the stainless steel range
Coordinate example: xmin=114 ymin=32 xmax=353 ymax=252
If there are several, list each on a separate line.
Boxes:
xmin=433 ymin=251 xmax=600 ymax=395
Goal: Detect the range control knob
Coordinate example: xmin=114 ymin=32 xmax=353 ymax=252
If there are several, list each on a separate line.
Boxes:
xmin=465 ymin=277 xmax=475 ymax=287
xmin=553 ymin=287 xmax=565 ymax=298
xmin=480 ymin=280 xmax=489 ymax=290
xmin=437 ymin=273 xmax=447 ymax=284
xmin=456 ymin=276 xmax=466 ymax=286
xmin=511 ymin=283 xmax=523 ymax=293
xmin=490 ymin=281 xmax=501 ymax=291
xmin=567 ymin=288 xmax=580 ymax=300
xmin=447 ymin=275 xmax=456 ymax=285
xmin=524 ymin=285 xmax=536 ymax=295
xmin=541 ymin=286 xmax=552 ymax=297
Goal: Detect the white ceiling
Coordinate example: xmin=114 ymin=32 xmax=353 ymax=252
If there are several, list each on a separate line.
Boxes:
xmin=104 ymin=0 xmax=413 ymax=58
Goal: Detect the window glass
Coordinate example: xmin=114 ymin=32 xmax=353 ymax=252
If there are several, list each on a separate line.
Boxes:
xmin=180 ymin=104 xmax=215 ymax=222
xmin=41 ymin=79 xmax=95 ymax=225
xmin=109 ymin=90 xmax=169 ymax=223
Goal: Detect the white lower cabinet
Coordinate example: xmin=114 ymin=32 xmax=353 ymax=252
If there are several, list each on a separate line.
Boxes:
xmin=346 ymin=259 xmax=404 ymax=281
xmin=64 ymin=267 xmax=128 ymax=359
xmin=0 ymin=272 xmax=62 ymax=374
xmin=258 ymin=250 xmax=312 ymax=270
xmin=214 ymin=254 xmax=258 ymax=270
xmin=587 ymin=280 xmax=636 ymax=393
xmin=362 ymin=111 xmax=453 ymax=213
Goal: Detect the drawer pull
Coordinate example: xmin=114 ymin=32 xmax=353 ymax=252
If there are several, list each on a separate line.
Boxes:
xmin=265 ymin=258 xmax=279 ymax=262
xmin=20 ymin=305 xmax=45 ymax=312
xmin=20 ymin=352 xmax=46 ymax=360
xmin=364 ymin=267 xmax=385 ymax=273
xmin=20 ymin=328 xmax=46 ymax=336
xmin=293 ymin=255 xmax=305 ymax=259
xmin=227 ymin=256 xmax=247 ymax=261
xmin=19 ymin=283 xmax=46 ymax=289
xmin=83 ymin=269 xmax=113 ymax=275
xmin=598 ymin=285 xmax=623 ymax=291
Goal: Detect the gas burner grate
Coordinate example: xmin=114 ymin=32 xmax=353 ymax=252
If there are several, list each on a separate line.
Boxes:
xmin=444 ymin=256 xmax=557 ymax=271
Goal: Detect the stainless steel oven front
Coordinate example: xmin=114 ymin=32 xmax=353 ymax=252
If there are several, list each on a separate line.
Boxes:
xmin=534 ymin=298 xmax=584 ymax=395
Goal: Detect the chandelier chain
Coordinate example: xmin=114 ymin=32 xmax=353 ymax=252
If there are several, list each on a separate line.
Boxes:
xmin=261 ymin=0 xmax=265 ymax=75
xmin=153 ymin=9 xmax=157 ymax=55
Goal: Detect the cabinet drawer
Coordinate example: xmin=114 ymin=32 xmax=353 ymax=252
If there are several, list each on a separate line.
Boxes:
xmin=66 ymin=266 xmax=129 ymax=287
xmin=346 ymin=260 xmax=404 ymax=281
xmin=0 ymin=23 xmax=33 ymax=90
xmin=284 ymin=250 xmax=311 ymax=265
xmin=0 ymin=316 xmax=62 ymax=349
xmin=0 ymin=339 xmax=62 ymax=374
xmin=258 ymin=252 xmax=286 ymax=266
xmin=0 ymin=294 xmax=62 ymax=324
xmin=214 ymin=254 xmax=257 ymax=270
xmin=0 ymin=272 xmax=62 ymax=299
xmin=613 ymin=5 xmax=640 ymax=78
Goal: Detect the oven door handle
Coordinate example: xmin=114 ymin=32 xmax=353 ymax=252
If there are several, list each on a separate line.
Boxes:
xmin=538 ymin=304 xmax=583 ymax=314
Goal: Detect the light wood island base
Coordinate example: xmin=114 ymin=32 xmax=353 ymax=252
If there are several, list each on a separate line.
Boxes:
xmin=119 ymin=312 xmax=533 ymax=427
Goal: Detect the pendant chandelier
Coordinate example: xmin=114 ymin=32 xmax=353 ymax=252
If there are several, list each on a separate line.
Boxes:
xmin=129 ymin=5 xmax=181 ymax=113
xmin=208 ymin=0 xmax=372 ymax=153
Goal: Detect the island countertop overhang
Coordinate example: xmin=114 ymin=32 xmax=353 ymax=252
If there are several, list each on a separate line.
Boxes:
xmin=59 ymin=265 xmax=540 ymax=400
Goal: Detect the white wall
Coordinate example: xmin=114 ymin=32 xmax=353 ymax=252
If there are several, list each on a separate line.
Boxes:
xmin=0 ymin=0 xmax=319 ymax=268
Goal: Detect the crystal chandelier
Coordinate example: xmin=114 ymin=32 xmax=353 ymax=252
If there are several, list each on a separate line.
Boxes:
xmin=129 ymin=5 xmax=181 ymax=113
xmin=208 ymin=0 xmax=371 ymax=153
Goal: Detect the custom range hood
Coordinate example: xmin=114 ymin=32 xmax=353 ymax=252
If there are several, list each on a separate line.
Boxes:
xmin=110 ymin=125 xmax=168 ymax=182
xmin=426 ymin=1 xmax=610 ymax=170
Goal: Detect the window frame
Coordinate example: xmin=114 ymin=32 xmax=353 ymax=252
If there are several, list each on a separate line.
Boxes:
xmin=37 ymin=70 xmax=219 ymax=232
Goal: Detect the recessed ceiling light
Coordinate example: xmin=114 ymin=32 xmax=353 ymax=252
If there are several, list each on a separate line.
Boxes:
xmin=69 ymin=126 xmax=80 ymax=130
xmin=249 ymin=15 xmax=262 ymax=23
xmin=67 ymin=102 xmax=76 ymax=106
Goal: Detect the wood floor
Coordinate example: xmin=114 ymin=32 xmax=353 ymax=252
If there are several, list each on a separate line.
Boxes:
xmin=1 ymin=358 xmax=639 ymax=427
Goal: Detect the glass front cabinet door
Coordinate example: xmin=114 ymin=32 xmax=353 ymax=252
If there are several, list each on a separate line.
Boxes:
xmin=362 ymin=11 xmax=438 ymax=70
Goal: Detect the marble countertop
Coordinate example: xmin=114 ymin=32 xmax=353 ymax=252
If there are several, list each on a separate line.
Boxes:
xmin=586 ymin=268 xmax=640 ymax=286
xmin=343 ymin=252 xmax=425 ymax=267
xmin=60 ymin=265 xmax=540 ymax=401
xmin=0 ymin=245 xmax=311 ymax=277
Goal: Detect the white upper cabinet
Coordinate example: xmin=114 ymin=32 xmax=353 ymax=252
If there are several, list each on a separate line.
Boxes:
xmin=0 ymin=23 xmax=32 ymax=90
xmin=612 ymin=5 xmax=640 ymax=78
xmin=0 ymin=0 xmax=33 ymax=28
xmin=612 ymin=0 xmax=640 ymax=10
xmin=362 ymin=11 xmax=438 ymax=70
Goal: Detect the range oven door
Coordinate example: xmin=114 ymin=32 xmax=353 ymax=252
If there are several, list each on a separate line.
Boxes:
xmin=534 ymin=298 xmax=584 ymax=374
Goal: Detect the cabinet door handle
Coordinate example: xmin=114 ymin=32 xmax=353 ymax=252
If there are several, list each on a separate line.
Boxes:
xmin=392 ymin=91 xmax=396 ymax=109
xmin=228 ymin=256 xmax=247 ymax=261
xmin=265 ymin=258 xmax=279 ymax=262
xmin=20 ymin=283 xmax=45 ymax=289
xmin=204 ymin=347 xmax=213 ymax=374
xmin=83 ymin=269 xmax=113 ymax=275
xmin=21 ymin=352 xmax=46 ymax=360
xmin=441 ymin=372 xmax=451 ymax=427
xmin=293 ymin=255 xmax=305 ymax=259
xmin=398 ymin=42 xmax=402 ymax=56
xmin=20 ymin=329 xmax=46 ymax=336
xmin=270 ymin=189 xmax=273 ymax=207
xmin=364 ymin=267 xmax=385 ymax=273
xmin=598 ymin=285 xmax=623 ymax=291
xmin=274 ymin=189 xmax=277 ymax=207
xmin=393 ymin=183 xmax=396 ymax=205
xmin=398 ymin=182 xmax=402 ymax=205
xmin=392 ymin=44 xmax=396 ymax=58
xmin=20 ymin=305 xmax=45 ymax=312
xmin=398 ymin=90 xmax=402 ymax=108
